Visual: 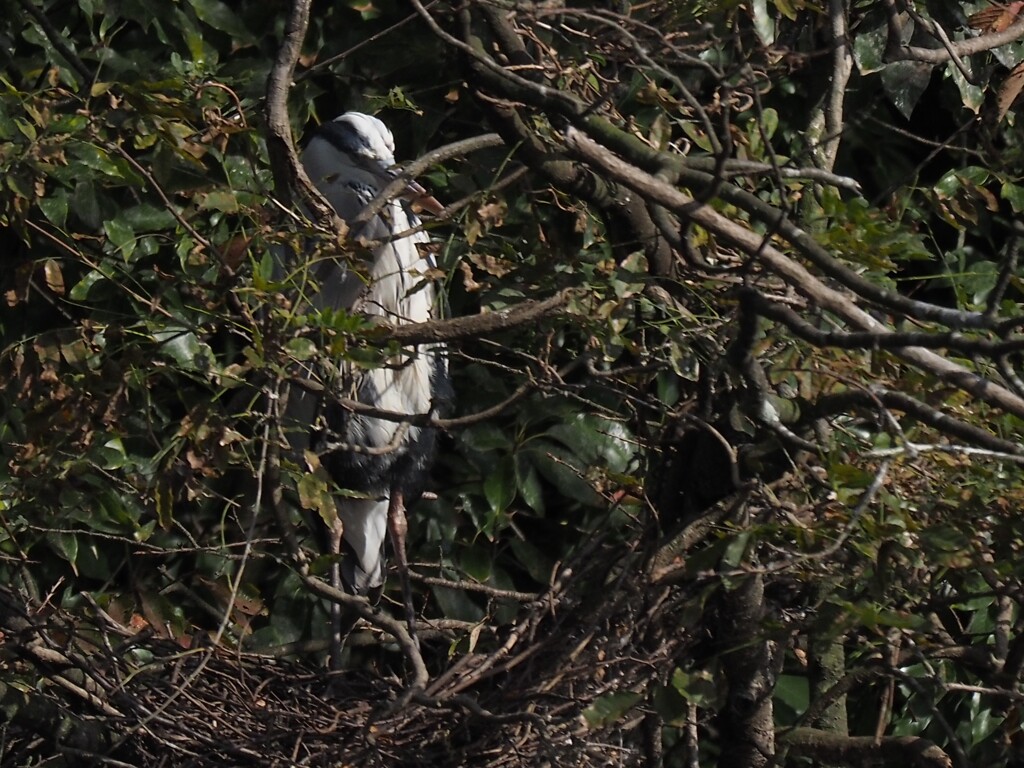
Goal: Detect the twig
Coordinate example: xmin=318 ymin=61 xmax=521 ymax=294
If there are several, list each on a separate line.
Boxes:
xmin=383 ymin=289 xmax=573 ymax=344
xmin=883 ymin=0 xmax=1024 ymax=64
xmin=409 ymin=572 xmax=538 ymax=602
xmin=864 ymin=442 xmax=1024 ymax=463
xmin=563 ymin=126 xmax=1024 ymax=419
xmin=301 ymin=572 xmax=429 ymax=689
xmin=742 ymin=289 xmax=1024 ymax=357
xmin=14 ymin=0 xmax=92 ymax=85
xmin=106 ymin=143 xmax=213 ymax=252
xmin=349 ymin=133 xmax=506 ymax=237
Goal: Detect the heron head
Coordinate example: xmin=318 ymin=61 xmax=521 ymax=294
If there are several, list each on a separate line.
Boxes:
xmin=319 ymin=111 xmax=397 ymax=169
xmin=310 ymin=111 xmax=444 ymax=216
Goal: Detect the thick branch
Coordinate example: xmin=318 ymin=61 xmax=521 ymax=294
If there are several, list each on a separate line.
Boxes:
xmin=743 ymin=290 xmax=1024 ymax=357
xmin=718 ymin=575 xmax=775 ymax=768
xmin=381 ymin=289 xmax=572 ymax=344
xmin=810 ymin=0 xmax=853 ymax=171
xmin=805 ymin=387 xmax=1024 ymax=456
xmin=563 ymin=127 xmax=1024 ymax=419
xmin=350 ymin=132 xmax=506 ymax=235
xmin=577 ymin=116 xmax=993 ymax=330
xmin=884 ymin=4 xmax=1024 ymax=65
xmin=781 ymin=728 xmax=952 ymax=768
xmin=264 ymin=0 xmax=340 ymax=229
xmin=300 ymin=572 xmax=429 ymax=689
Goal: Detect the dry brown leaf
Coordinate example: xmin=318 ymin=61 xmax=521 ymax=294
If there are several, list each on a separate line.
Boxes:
xmin=219 ymin=235 xmax=250 ymax=271
xmin=997 ymin=60 xmax=1024 ymax=123
xmin=43 ymin=259 xmax=64 ymax=294
xmin=475 ymin=200 xmax=507 ymax=227
xmin=968 ymin=2 xmax=1024 ymax=32
xmin=459 ymin=260 xmax=484 ymax=292
xmin=468 ymin=251 xmax=513 ymax=277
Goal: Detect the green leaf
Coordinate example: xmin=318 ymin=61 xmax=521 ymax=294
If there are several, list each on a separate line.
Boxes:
xmin=749 ymin=0 xmax=777 ymax=46
xmin=348 ymin=0 xmax=382 ymax=21
xmin=284 ymin=337 xmax=318 ymax=362
xmin=72 ymin=182 xmax=102 ymax=229
xmin=652 ymin=683 xmax=689 ymax=727
xmin=123 ymin=204 xmax=177 ymax=230
xmin=483 ymin=456 xmax=516 ymax=515
xmin=721 ymin=531 xmax=751 ymax=568
xmin=38 ymin=190 xmax=69 ymax=229
xmin=151 ymin=327 xmax=214 ymax=372
xmin=760 ymin=107 xmax=778 ymax=140
xmin=773 ymin=0 xmax=797 ymax=21
xmin=198 ymin=190 xmax=239 ymax=212
xmin=155 ymin=479 xmax=174 ymax=530
xmin=852 ymin=15 xmax=887 ymax=74
xmin=773 ymin=674 xmax=809 ymax=717
xmin=188 ymin=0 xmax=256 ymax=44
xmin=104 ymin=217 xmax=136 ymax=260
xmin=582 ymin=691 xmax=642 ymax=729
xmin=297 ymin=471 xmax=338 ymax=526
xmin=509 ymin=537 xmax=553 ymax=584
xmin=514 ymin=453 xmax=545 ymax=514
xmin=459 ymin=547 xmax=493 ymax=582
xmin=15 ymin=117 xmax=36 ymax=141
xmin=882 ymin=60 xmax=932 ymax=119
xmin=671 ymin=668 xmax=718 ymax=706
xmin=461 ymin=423 xmax=512 ymax=453
xmin=100 ymin=437 xmax=128 ymax=470
xmin=548 ymin=414 xmax=634 ymax=472
xmin=432 ymin=583 xmax=485 ymax=623
xmin=47 ymin=532 xmax=79 ymax=575
xmin=948 ymin=58 xmax=984 ymax=114
xmin=70 ymin=142 xmax=124 ymax=179
xmin=1001 ymin=181 xmax=1024 ymax=213
xmin=69 ymin=270 xmax=107 ymax=301
xmin=527 ymin=441 xmax=602 ymax=507
xmin=966 ymin=703 xmax=1003 ymax=747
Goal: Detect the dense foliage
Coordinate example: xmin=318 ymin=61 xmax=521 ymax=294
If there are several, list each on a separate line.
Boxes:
xmin=3 ymin=0 xmax=1024 ymax=766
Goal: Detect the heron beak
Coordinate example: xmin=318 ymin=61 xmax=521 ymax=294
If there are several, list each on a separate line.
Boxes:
xmin=403 ymin=179 xmax=445 ymax=216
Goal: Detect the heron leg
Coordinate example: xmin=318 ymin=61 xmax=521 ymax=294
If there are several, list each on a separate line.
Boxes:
xmin=328 ymin=514 xmax=345 ymax=670
xmin=387 ymin=486 xmax=418 ymax=645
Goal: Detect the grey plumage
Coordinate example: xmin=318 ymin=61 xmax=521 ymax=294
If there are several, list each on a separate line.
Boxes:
xmin=283 ymin=112 xmax=449 ymax=594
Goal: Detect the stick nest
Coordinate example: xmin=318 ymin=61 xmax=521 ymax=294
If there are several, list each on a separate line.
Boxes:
xmin=0 ymin=553 xmax=696 ymax=767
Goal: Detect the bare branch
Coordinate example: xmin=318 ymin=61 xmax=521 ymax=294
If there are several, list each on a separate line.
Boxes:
xmin=809 ymin=0 xmax=854 ymax=172
xmin=743 ymin=289 xmax=1024 ymax=357
xmin=781 ymin=728 xmax=953 ymax=768
xmin=563 ymin=126 xmax=1024 ymax=419
xmin=382 ymin=289 xmax=572 ymax=344
xmin=300 ymin=572 xmax=429 ymax=689
xmin=264 ymin=0 xmax=341 ymax=229
xmin=349 ymin=133 xmax=506 ymax=236
xmin=576 ymin=116 xmax=993 ymax=330
xmin=883 ymin=0 xmax=1024 ymax=64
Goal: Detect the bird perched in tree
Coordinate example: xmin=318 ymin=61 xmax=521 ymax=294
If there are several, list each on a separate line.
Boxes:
xmin=281 ymin=112 xmax=449 ymax=616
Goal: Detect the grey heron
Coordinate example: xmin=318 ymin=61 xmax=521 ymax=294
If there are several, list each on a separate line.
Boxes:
xmin=282 ymin=112 xmax=449 ymax=637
